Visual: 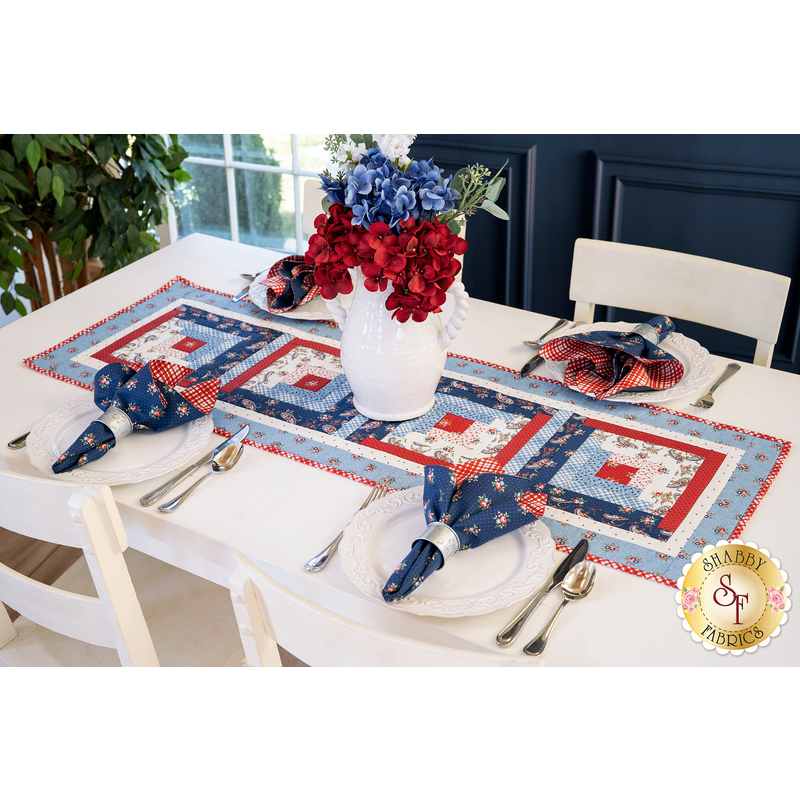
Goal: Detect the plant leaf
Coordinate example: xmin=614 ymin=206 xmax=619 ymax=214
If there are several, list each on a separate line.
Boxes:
xmin=52 ymin=175 xmax=65 ymax=207
xmin=14 ymin=283 xmax=43 ymax=302
xmin=1 ymin=290 xmax=15 ymax=315
xmin=35 ymin=134 xmax=70 ymax=156
xmin=7 ymin=249 xmax=23 ymax=270
xmin=450 ymin=168 xmax=470 ymax=195
xmin=25 ymin=139 xmax=42 ymax=173
xmin=36 ymin=165 xmax=52 ymax=200
xmin=12 ymin=134 xmax=31 ymax=164
xmin=0 ymin=169 xmax=30 ymax=194
xmin=481 ymin=198 xmax=509 ymax=220
xmin=485 ymin=175 xmax=506 ymax=203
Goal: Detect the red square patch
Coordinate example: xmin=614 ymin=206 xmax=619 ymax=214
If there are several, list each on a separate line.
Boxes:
xmin=293 ymin=374 xmax=332 ymax=392
xmin=596 ymin=462 xmax=638 ymax=485
xmin=433 ymin=414 xmax=473 ymax=434
xmin=173 ymin=336 xmax=206 ymax=353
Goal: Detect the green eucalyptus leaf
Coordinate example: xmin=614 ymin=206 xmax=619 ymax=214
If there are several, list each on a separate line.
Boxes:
xmin=485 ymin=176 xmax=506 ymax=203
xmin=1 ymin=290 xmax=15 ymax=315
xmin=52 ymin=175 xmax=65 ymax=207
xmin=450 ymin=168 xmax=469 ymax=194
xmin=480 ymin=198 xmax=509 ymax=220
xmin=0 ymin=169 xmax=30 ymax=194
xmin=12 ymin=134 xmax=31 ymax=164
xmin=0 ymin=151 xmax=15 ymax=172
xmin=173 ymin=169 xmax=192 ymax=182
xmin=14 ymin=283 xmax=43 ymax=302
xmin=14 ymin=298 xmax=26 ymax=316
xmin=58 ymin=238 xmax=74 ymax=257
xmin=36 ymin=165 xmax=52 ymax=200
xmin=0 ymin=204 xmax=9 ymax=214
xmin=25 ymin=139 xmax=42 ymax=173
xmin=0 ymin=271 xmax=9 ymax=291
xmin=447 ymin=220 xmax=463 ymax=235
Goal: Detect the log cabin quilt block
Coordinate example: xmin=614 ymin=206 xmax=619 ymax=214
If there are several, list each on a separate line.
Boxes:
xmin=25 ymin=277 xmax=790 ymax=588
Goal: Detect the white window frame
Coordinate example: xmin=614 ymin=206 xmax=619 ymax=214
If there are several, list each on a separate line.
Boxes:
xmin=163 ymin=134 xmax=321 ymax=254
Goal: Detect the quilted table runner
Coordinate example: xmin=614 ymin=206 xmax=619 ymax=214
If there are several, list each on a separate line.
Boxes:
xmin=25 ymin=276 xmax=791 ymax=588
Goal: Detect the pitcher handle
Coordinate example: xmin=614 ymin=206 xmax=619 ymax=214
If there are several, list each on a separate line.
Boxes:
xmin=438 ymin=281 xmax=470 ymax=351
xmin=323 ymin=295 xmax=348 ymax=330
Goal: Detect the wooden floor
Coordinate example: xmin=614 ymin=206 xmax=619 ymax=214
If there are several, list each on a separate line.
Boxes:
xmin=0 ymin=526 xmax=82 ymax=621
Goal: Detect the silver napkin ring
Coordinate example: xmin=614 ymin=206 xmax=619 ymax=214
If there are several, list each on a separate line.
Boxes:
xmin=413 ymin=522 xmax=461 ymax=567
xmin=97 ymin=406 xmax=133 ymax=441
xmin=632 ymin=323 xmax=659 ymax=344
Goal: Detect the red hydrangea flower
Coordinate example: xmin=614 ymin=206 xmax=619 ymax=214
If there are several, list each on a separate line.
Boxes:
xmin=306 ymin=204 xmax=467 ymax=321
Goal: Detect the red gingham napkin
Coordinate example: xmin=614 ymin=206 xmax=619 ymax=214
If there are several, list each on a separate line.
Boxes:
xmin=539 ymin=316 xmax=684 ymax=400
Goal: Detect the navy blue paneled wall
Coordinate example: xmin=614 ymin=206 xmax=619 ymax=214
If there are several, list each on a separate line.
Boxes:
xmin=412 ymin=135 xmax=800 ymax=373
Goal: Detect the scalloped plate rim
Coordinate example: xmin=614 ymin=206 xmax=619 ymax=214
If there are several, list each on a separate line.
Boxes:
xmin=544 ymin=321 xmax=714 ymax=403
xmin=339 ymin=486 xmax=556 ymax=617
xmin=26 ymin=396 xmax=213 ymax=484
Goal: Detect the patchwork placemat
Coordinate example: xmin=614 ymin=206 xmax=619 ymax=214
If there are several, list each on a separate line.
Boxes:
xmin=24 ymin=276 xmax=791 ymax=588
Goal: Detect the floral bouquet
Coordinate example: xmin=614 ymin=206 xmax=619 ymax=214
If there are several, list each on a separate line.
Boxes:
xmin=304 ymin=134 xmax=507 ymax=323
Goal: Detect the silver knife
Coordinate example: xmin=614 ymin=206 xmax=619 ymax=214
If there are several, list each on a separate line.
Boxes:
xmin=496 ymin=538 xmax=589 ymax=647
xmin=520 ymin=319 xmax=571 ymax=377
xmin=139 ymin=424 xmax=251 ymax=506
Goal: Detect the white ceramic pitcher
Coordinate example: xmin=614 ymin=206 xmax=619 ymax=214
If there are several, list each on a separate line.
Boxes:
xmin=324 ymin=268 xmax=470 ymax=421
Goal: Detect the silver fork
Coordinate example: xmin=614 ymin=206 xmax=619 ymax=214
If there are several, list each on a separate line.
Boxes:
xmin=304 ymin=485 xmax=388 ymax=572
xmin=523 ymin=318 xmax=569 ymax=349
xmin=690 ymin=362 xmax=741 ymax=409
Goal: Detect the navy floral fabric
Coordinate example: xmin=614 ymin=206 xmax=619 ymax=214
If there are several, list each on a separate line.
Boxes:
xmin=52 ymin=361 xmax=214 ymax=473
xmin=382 ymin=463 xmax=546 ymax=602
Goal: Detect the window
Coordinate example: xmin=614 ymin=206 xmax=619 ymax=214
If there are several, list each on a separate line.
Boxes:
xmin=167 ymin=134 xmax=327 ymax=254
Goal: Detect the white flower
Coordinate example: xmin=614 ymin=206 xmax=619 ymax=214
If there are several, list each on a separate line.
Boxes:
xmin=377 ymin=133 xmax=416 ymax=163
xmin=336 ymin=140 xmax=370 ymax=169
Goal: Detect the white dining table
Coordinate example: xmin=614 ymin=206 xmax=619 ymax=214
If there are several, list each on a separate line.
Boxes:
xmin=1 ymin=233 xmax=797 ymax=667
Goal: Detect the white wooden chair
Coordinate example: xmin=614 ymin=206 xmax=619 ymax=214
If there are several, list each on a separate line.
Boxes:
xmin=569 ymin=238 xmax=791 ymax=367
xmin=229 ymin=551 xmax=536 ymax=667
xmin=0 ymin=469 xmax=244 ymax=667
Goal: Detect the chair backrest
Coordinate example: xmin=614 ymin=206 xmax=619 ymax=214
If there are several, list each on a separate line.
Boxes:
xmin=569 ymin=238 xmax=791 ymax=367
xmin=0 ymin=469 xmax=159 ymax=666
xmin=229 ymin=552 xmax=535 ymax=667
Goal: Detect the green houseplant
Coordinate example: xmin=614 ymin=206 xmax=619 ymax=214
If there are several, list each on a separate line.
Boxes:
xmin=0 ymin=134 xmax=190 ymax=316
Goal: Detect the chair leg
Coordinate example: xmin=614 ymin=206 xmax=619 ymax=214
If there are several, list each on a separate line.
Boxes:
xmin=0 ymin=603 xmax=17 ymax=649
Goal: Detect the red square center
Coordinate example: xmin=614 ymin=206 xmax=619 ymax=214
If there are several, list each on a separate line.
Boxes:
xmin=173 ymin=336 xmax=206 ymax=353
xmin=292 ymin=374 xmax=332 ymax=392
xmin=596 ymin=462 xmax=638 ymax=485
xmin=433 ymin=413 xmax=473 ymax=434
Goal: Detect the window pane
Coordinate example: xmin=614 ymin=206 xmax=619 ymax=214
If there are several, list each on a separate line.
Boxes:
xmin=236 ymin=170 xmax=295 ymax=252
xmin=301 ymin=175 xmax=324 ymax=247
xmin=297 ymin=135 xmax=328 ymax=173
xmin=173 ymin=163 xmax=231 ymax=241
xmin=177 ymin=134 xmax=224 ymax=160
xmin=234 ymin=134 xmax=291 ymax=168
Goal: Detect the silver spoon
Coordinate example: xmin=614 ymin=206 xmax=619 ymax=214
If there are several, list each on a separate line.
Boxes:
xmin=158 ymin=442 xmax=244 ymax=513
xmin=523 ymin=561 xmax=596 ymax=656
xmin=7 ymin=431 xmax=30 ymax=449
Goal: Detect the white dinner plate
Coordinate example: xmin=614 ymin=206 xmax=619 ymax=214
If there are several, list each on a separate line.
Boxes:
xmin=248 ymin=281 xmax=352 ymax=320
xmin=339 ymin=486 xmax=555 ymax=617
xmin=544 ymin=321 xmax=714 ymax=403
xmin=26 ymin=396 xmax=213 ymax=484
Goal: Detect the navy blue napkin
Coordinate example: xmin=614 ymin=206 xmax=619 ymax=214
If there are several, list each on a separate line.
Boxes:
xmin=382 ymin=459 xmax=547 ymax=602
xmin=52 ymin=360 xmax=219 ymax=474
